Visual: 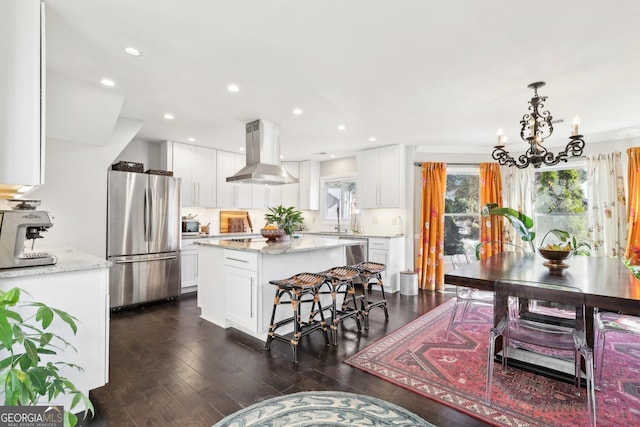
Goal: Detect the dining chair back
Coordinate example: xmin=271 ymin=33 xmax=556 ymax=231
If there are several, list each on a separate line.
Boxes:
xmin=594 ymin=309 xmax=640 ymax=386
xmin=446 ymin=252 xmax=493 ymax=336
xmin=486 ymin=279 xmax=595 ymax=427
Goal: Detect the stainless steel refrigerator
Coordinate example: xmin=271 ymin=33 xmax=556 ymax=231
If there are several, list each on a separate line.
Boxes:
xmin=107 ymin=170 xmax=181 ymax=308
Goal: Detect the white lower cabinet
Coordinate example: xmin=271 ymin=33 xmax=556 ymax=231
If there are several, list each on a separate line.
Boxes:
xmin=181 ymin=239 xmax=201 ymax=293
xmin=368 ymin=237 xmax=405 ymax=293
xmin=224 ymin=250 xmax=258 ymax=332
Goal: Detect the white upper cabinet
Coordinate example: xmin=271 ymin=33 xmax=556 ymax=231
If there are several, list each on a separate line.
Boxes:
xmin=299 ymin=160 xmax=319 ymax=210
xmin=171 ymin=142 xmax=216 ymax=207
xmin=0 ymin=0 xmax=44 ymax=193
xmin=216 ymin=150 xmax=251 ymax=208
xmin=357 ymin=145 xmax=405 ymax=208
xmin=280 ymin=161 xmax=300 ymax=208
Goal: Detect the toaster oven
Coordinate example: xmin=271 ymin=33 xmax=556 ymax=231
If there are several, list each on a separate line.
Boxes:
xmin=181 ymin=219 xmax=200 ymax=236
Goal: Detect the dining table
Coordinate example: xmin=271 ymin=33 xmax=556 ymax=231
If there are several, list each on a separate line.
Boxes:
xmin=444 ymin=251 xmax=640 ymax=379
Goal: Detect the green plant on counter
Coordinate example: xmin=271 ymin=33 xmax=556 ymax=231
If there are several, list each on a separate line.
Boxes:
xmin=264 ymin=205 xmax=304 ymax=236
xmin=477 ymin=203 xmax=591 ymax=259
xmin=0 ymin=287 xmax=94 ymax=427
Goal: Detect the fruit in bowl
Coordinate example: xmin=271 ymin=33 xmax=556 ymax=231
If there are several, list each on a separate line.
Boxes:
xmin=261 ymin=225 xmax=285 ymax=243
xmin=538 ymin=243 xmax=573 ymax=269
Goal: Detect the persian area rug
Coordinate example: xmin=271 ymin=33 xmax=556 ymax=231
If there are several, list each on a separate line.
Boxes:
xmin=213 ymin=391 xmax=435 ymax=426
xmin=344 ymin=299 xmax=640 ymax=427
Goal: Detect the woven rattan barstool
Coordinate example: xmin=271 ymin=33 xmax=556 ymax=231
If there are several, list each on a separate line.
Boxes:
xmin=351 ymin=261 xmax=388 ymax=329
xmin=319 ymin=266 xmax=362 ymax=345
xmin=265 ymin=273 xmax=329 ymax=363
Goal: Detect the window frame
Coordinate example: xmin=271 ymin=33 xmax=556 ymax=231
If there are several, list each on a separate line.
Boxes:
xmin=444 ymin=166 xmax=481 ymax=256
xmin=532 ymin=160 xmax=589 ymax=244
xmin=319 ymin=173 xmax=357 ymax=225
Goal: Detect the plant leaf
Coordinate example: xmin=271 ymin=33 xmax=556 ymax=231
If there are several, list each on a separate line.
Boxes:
xmin=24 ymin=338 xmax=39 ymax=365
xmin=52 ymin=308 xmax=78 ymax=334
xmin=0 ymin=287 xmax=21 ymax=306
xmin=36 ymin=305 xmax=54 ymax=329
xmin=27 ymin=367 xmax=49 ymax=395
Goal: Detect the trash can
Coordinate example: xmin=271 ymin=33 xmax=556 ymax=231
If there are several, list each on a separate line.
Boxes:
xmin=399 ymin=271 xmax=419 ymax=296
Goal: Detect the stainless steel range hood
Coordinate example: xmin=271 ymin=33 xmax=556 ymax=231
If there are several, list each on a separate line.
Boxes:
xmin=226 ymin=119 xmax=299 ymax=185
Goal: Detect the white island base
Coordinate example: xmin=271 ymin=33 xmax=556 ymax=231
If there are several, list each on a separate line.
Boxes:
xmin=196 ymin=237 xmax=360 ymax=341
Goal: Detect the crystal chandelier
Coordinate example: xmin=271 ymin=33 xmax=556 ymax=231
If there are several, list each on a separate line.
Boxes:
xmin=492 ymin=82 xmax=585 ymax=169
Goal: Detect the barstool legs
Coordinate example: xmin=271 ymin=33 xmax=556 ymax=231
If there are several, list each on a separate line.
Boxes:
xmin=265 ymin=273 xmax=329 ymax=363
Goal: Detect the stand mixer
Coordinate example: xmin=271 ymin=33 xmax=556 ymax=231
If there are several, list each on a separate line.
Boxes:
xmin=0 ymin=200 xmax=57 ymax=268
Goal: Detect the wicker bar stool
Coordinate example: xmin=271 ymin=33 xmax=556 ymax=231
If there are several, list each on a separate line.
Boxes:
xmin=351 ymin=261 xmax=388 ymax=329
xmin=265 ymin=273 xmax=329 ymax=363
xmin=319 ymin=266 xmax=362 ymax=345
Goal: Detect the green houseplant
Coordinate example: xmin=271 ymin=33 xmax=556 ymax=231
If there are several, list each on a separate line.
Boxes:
xmin=264 ymin=205 xmax=304 ymax=236
xmin=0 ymin=287 xmax=94 ymax=427
xmin=477 ymin=203 xmax=591 ymax=258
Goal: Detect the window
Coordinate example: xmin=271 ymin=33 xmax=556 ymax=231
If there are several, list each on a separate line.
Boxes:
xmin=533 ymin=164 xmax=588 ymax=244
xmin=321 ymin=175 xmax=357 ymax=224
xmin=444 ymin=171 xmax=480 ymax=255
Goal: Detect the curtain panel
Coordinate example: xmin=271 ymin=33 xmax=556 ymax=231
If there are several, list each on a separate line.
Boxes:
xmin=415 ymin=162 xmax=446 ymax=290
xmin=479 ymin=163 xmax=504 ymax=259
xmin=586 ymin=152 xmax=627 ymax=258
xmin=501 ymin=166 xmax=534 ymax=252
xmin=625 ymin=147 xmax=640 ymax=265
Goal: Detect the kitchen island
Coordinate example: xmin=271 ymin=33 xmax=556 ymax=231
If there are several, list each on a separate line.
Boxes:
xmin=195 ymin=236 xmax=363 ymax=340
xmin=0 ymin=247 xmax=111 ymax=412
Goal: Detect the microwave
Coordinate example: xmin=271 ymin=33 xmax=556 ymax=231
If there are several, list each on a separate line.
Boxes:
xmin=182 ymin=219 xmax=200 ymax=236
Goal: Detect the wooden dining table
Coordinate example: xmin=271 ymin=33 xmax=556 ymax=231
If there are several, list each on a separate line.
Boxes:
xmin=444 ymin=252 xmax=640 ymax=379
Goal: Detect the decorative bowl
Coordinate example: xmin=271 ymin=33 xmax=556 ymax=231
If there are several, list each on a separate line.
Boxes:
xmin=261 ymin=228 xmax=285 ymax=243
xmin=538 ymin=248 xmax=572 ymax=269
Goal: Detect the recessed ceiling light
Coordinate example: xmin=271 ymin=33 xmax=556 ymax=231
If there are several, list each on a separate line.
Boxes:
xmin=100 ymin=78 xmax=115 ymax=87
xmin=337 ymin=124 xmax=346 ymax=130
xmin=239 ymin=147 xmax=245 ymax=151
xmin=123 ymin=46 xmax=141 ymax=57
xmin=369 ymin=137 xmax=376 ymax=142
xmin=187 ymin=137 xmax=196 ymax=142
xmin=292 ymin=108 xmax=303 ymax=115
xmin=330 ymin=154 xmax=336 ymax=158
xmin=164 ymin=113 xmax=174 ymax=120
xmin=227 ymin=84 xmax=240 ymax=93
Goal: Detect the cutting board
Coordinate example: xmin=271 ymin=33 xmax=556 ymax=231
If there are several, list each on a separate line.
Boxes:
xmin=219 ymin=210 xmax=253 ymax=233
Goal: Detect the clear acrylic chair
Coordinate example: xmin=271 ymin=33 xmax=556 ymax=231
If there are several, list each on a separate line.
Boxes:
xmin=486 ymin=279 xmax=596 ymax=427
xmin=446 ymin=253 xmax=494 ymax=335
xmin=595 ymin=309 xmax=640 ymax=387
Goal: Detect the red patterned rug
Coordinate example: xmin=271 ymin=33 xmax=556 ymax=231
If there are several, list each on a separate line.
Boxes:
xmin=344 ymin=299 xmax=640 ymax=427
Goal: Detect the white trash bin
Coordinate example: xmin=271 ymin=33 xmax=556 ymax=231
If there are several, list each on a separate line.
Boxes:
xmin=399 ymin=271 xmax=418 ymax=296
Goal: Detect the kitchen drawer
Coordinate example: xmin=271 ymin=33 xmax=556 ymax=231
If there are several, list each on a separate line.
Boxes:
xmin=223 ymin=250 xmax=258 ymax=270
xmin=368 ymin=238 xmax=389 ymax=251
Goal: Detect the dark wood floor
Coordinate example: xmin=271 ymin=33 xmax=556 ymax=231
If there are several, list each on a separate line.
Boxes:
xmin=79 ymin=289 xmax=491 ymax=427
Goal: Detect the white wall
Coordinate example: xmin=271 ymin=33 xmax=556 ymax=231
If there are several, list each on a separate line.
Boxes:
xmin=29 ymin=117 xmax=143 ymax=257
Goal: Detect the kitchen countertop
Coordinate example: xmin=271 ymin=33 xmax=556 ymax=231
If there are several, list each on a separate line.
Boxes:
xmin=0 ymin=247 xmax=112 ymax=279
xmin=301 ymin=231 xmax=405 ymax=238
xmin=182 ymin=232 xmax=259 ymax=240
xmin=194 ymin=236 xmax=364 ymax=255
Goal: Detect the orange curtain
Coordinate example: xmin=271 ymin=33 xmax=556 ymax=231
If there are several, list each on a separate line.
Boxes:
xmin=415 ymin=162 xmax=446 ymax=290
xmin=480 ymin=163 xmax=504 ymax=259
xmin=625 ymin=147 xmax=640 ymax=264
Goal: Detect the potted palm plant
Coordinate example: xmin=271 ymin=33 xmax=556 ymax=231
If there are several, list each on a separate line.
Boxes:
xmin=0 ymin=287 xmax=94 ymax=427
xmin=477 ymin=203 xmax=591 ymax=258
xmin=264 ymin=205 xmax=304 ymax=237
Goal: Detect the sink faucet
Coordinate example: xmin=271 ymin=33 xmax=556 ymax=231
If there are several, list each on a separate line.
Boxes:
xmin=335 ymin=206 xmax=341 ymax=232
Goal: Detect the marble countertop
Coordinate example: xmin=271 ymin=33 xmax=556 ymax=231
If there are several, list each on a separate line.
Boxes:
xmin=182 ymin=232 xmax=260 ymax=240
xmin=301 ymin=231 xmax=405 ymax=239
xmin=194 ymin=236 xmax=364 ymax=255
xmin=0 ymin=247 xmax=112 ymax=279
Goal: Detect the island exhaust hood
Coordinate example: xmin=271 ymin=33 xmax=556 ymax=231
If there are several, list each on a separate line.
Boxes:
xmin=226 ymin=119 xmax=299 ymax=185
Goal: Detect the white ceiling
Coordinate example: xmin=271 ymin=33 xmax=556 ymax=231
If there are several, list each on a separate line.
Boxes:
xmin=44 ymin=0 xmax=640 ymax=161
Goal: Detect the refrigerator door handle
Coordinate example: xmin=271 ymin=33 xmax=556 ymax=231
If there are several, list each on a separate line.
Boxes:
xmin=115 ymin=255 xmax=178 ymax=264
xmin=143 ymin=189 xmax=149 ymax=242
xmin=147 ymin=187 xmax=153 ymax=241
